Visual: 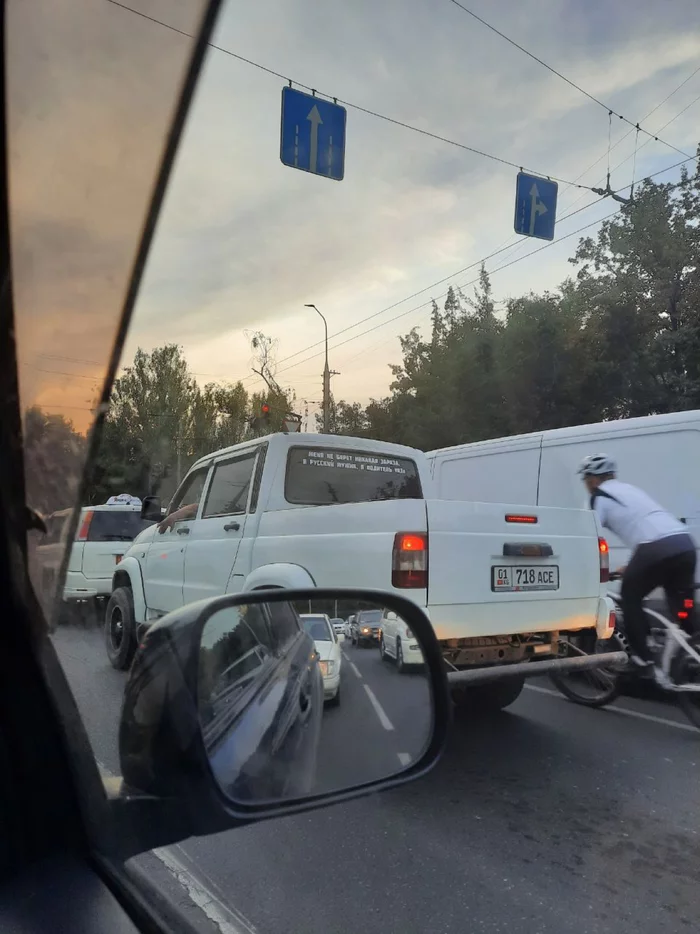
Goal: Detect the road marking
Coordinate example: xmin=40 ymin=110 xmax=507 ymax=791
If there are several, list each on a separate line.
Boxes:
xmin=397 ymin=752 xmax=412 ymax=767
xmin=153 ymin=846 xmax=258 ymax=934
xmin=363 ymin=684 xmax=394 ymax=731
xmin=525 ymin=684 xmax=699 ymax=734
xmin=349 ymin=661 xmax=362 ymax=679
xmin=97 ymin=762 xmax=257 ymax=934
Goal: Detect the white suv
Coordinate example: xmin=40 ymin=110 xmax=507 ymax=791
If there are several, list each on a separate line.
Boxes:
xmin=379 ymin=609 xmax=424 ymax=673
xmin=37 ymin=501 xmax=156 ymax=617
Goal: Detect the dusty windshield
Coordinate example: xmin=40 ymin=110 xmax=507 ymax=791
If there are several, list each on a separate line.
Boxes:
xmin=9 ymin=0 xmax=700 ymax=932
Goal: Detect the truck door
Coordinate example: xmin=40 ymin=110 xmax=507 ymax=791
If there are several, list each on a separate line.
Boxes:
xmin=143 ymin=465 xmax=209 ymax=615
xmin=182 ymin=450 xmax=258 ymax=606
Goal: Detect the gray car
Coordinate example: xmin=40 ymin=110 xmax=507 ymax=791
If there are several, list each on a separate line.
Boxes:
xmin=351 ymin=609 xmax=383 ymax=647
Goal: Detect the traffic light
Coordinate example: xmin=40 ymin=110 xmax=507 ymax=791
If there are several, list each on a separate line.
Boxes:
xmin=252 ymin=402 xmax=272 ymax=433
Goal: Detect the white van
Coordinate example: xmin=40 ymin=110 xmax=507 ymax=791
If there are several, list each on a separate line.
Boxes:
xmin=427 ymin=410 xmax=700 ymax=578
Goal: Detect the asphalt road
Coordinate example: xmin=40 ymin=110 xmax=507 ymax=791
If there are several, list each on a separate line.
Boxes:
xmin=54 ymin=624 xmax=700 ymax=934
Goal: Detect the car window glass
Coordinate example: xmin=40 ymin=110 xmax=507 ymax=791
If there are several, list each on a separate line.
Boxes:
xmin=85 ymin=511 xmax=155 ymax=542
xmin=285 ymin=447 xmax=423 ymax=506
xmin=44 ymin=513 xmax=66 ymax=545
xmin=198 ymin=607 xmax=270 ymax=728
xmin=169 ymin=468 xmax=208 ymax=516
xmin=302 ymin=617 xmax=332 ymax=642
xmin=265 ymin=601 xmax=301 ymax=650
xmin=202 ymin=454 xmax=256 ymax=518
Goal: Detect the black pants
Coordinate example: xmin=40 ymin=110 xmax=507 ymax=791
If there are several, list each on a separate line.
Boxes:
xmin=621 ymin=538 xmax=697 ymax=662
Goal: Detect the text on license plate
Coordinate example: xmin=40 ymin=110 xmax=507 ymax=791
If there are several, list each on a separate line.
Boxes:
xmin=492 ymin=565 xmax=559 ymax=592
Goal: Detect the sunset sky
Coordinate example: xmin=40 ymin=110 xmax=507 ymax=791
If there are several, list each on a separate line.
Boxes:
xmin=10 ymin=0 xmax=700 ymax=433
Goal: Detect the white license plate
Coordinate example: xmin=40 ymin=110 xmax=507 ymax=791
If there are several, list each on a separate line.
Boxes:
xmin=492 ymin=565 xmax=559 ymax=592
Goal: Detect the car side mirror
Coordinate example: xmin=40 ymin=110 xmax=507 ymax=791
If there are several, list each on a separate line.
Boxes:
xmin=141 ymin=495 xmax=162 ymax=522
xmin=115 ymin=588 xmax=450 ymax=857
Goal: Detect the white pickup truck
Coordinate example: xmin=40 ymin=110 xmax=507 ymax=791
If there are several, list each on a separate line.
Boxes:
xmin=106 ymin=433 xmax=614 ymax=710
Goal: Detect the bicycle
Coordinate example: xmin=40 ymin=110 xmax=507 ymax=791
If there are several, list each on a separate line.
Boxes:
xmin=550 ymin=573 xmax=700 ymax=729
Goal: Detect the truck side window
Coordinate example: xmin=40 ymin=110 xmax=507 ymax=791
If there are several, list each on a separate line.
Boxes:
xmin=169 ymin=468 xmax=208 ymax=516
xmin=203 ymin=454 xmax=257 ymax=518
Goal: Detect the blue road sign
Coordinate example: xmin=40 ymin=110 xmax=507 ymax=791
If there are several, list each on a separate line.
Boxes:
xmin=514 ymin=172 xmax=558 ymax=241
xmin=280 ymin=87 xmax=347 ymax=181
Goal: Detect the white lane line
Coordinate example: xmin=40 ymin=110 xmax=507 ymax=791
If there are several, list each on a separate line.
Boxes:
xmin=363 ymin=683 xmax=395 ymax=731
xmin=153 ymin=847 xmax=258 ymax=934
xmin=349 ymin=661 xmax=363 ymax=679
xmin=97 ymin=761 xmax=258 ymax=934
xmin=525 ymin=684 xmax=699 ymax=734
xmin=397 ymin=752 xmax=412 ymax=767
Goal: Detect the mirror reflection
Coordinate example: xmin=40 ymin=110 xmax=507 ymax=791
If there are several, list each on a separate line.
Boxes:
xmin=198 ymin=598 xmax=431 ymax=804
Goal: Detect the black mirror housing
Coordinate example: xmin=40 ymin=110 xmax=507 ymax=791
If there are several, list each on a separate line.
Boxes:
xmin=141 ymin=495 xmax=162 ymax=522
xmin=115 ymin=588 xmax=450 ymax=858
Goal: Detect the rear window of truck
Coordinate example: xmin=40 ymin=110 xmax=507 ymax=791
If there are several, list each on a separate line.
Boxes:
xmin=84 ymin=511 xmax=155 ymax=542
xmin=285 ymin=447 xmax=423 ymax=506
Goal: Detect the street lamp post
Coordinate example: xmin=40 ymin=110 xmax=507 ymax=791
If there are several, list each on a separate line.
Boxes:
xmin=304 ymin=303 xmax=331 ymax=434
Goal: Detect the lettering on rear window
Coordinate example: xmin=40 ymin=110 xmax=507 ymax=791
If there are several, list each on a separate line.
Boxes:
xmin=285 ymin=447 xmax=422 ymax=506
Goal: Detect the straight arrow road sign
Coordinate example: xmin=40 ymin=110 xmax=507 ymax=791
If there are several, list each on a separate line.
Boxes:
xmin=280 ymin=87 xmax=347 ymax=181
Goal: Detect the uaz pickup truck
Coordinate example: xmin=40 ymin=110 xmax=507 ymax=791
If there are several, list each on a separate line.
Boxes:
xmin=106 ymin=433 xmax=614 ymax=711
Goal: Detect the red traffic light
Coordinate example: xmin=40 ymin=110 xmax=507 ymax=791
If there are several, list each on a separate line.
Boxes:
xmin=261 ymin=403 xmax=270 ymax=414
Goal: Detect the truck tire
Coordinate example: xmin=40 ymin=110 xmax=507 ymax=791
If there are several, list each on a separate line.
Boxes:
xmin=105 ymin=587 xmax=136 ymax=671
xmin=452 ymin=676 xmax=525 ymax=714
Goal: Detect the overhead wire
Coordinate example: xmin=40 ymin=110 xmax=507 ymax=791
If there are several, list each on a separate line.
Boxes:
xmin=271 ymin=203 xmax=618 ymax=382
xmin=106 ymin=0 xmax=613 ymax=195
xmin=445 ymin=0 xmax=692 ymax=158
xmin=268 ymin=151 xmax=700 ymax=389
xmin=472 ymin=83 xmax=700 ymax=274
xmin=254 ymin=149 xmax=699 ymax=390
xmin=105 ymin=0 xmax=699 ymax=393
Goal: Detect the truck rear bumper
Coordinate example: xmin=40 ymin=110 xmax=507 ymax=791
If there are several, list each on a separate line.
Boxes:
xmin=446 ymin=651 xmax=627 ymax=687
xmin=425 ymin=597 xmax=605 ymax=641
xmin=63 ymin=571 xmax=112 ymax=601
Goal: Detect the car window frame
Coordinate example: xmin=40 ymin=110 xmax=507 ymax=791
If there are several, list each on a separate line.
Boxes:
xmin=201 ymin=451 xmax=258 ymax=520
xmin=167 ymin=464 xmax=212 ymax=519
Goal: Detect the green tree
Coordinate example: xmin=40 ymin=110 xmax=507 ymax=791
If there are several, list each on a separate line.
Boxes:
xmin=23 ymin=407 xmax=87 ymax=515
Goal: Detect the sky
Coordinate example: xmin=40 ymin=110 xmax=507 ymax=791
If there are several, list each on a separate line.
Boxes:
xmin=10 ymin=0 xmax=700 ymax=433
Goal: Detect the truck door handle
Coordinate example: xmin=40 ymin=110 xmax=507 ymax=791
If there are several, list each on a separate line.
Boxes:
xmin=176 ymin=526 xmax=190 ymax=535
xmin=223 ymin=521 xmax=241 ymax=532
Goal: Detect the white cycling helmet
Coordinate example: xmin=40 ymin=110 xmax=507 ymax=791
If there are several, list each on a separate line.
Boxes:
xmin=578 ymin=453 xmax=617 ymax=477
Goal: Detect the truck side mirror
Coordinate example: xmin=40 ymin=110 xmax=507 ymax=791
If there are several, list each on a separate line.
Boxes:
xmin=141 ymin=496 xmax=162 ymax=522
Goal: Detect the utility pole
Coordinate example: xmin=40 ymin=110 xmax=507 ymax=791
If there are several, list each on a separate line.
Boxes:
xmin=305 ymin=304 xmax=333 ymax=434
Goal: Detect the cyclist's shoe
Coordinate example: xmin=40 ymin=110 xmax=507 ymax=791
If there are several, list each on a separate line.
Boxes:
xmin=625 ymin=654 xmax=654 ymax=676
xmin=653 ymin=667 xmax=676 ymax=691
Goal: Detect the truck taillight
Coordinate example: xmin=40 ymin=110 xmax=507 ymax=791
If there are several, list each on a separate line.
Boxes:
xmin=392 ymin=532 xmax=428 ymax=589
xmin=599 ymin=537 xmax=610 ymax=583
xmin=77 ymin=510 xmax=94 ymax=542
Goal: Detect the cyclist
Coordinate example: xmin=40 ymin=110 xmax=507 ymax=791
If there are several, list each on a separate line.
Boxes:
xmin=578 ymin=453 xmax=697 ymax=684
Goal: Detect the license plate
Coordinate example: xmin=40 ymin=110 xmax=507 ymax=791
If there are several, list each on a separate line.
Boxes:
xmin=492 ymin=565 xmax=559 ymax=592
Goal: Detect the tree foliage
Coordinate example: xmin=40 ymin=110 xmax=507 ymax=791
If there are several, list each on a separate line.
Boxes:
xmin=86 ymin=343 xmax=295 ymax=504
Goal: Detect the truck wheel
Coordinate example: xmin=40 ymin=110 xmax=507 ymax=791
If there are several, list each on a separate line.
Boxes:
xmin=452 ymin=676 xmax=525 ymax=713
xmin=105 ymin=587 xmax=136 ymax=671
